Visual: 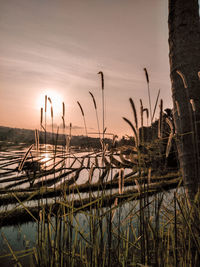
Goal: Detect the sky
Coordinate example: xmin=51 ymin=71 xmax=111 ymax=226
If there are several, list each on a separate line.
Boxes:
xmin=0 ymin=0 xmax=172 ymax=137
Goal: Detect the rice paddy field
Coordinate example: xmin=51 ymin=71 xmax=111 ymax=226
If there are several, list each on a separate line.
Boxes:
xmin=0 ymin=139 xmax=199 ymax=267
xmin=0 ymin=83 xmax=199 ymax=266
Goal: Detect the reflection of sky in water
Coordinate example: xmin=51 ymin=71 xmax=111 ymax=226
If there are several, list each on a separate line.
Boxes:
xmin=0 ymin=146 xmax=183 ymax=263
xmin=0 ymin=222 xmax=37 ymax=266
xmin=0 ymin=185 xmax=184 ymax=265
xmin=0 ymin=147 xmax=136 ymax=192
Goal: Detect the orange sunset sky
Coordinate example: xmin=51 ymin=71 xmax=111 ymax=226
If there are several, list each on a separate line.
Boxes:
xmin=0 ymin=0 xmax=173 ymax=137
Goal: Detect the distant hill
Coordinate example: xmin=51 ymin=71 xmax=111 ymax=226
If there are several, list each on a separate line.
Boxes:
xmin=0 ymin=126 xmax=35 ymax=145
xmin=0 ymin=126 xmax=112 ymax=149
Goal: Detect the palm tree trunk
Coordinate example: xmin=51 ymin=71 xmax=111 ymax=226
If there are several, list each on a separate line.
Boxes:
xmin=168 ymin=0 xmax=200 ymax=199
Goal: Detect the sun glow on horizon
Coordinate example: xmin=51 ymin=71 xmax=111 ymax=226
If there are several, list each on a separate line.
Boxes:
xmin=37 ymin=90 xmax=64 ymax=120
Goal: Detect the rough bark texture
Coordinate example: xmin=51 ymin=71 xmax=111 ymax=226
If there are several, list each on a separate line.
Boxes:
xmin=168 ymin=0 xmax=200 ymax=198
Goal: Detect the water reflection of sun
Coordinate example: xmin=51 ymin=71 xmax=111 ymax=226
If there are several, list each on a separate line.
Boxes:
xmin=37 ymin=90 xmax=63 ymax=118
xmin=41 ymin=153 xmax=50 ymax=163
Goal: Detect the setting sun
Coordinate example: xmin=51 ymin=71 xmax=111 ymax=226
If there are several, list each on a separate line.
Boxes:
xmin=37 ymin=90 xmax=63 ymax=119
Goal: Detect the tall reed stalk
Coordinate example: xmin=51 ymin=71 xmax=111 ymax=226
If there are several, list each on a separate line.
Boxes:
xmin=89 ymin=91 xmax=101 ymax=140
xmin=144 ymin=68 xmax=152 ymax=123
xmin=152 ymin=89 xmax=160 ymax=121
xmin=98 ymin=71 xmax=105 ymax=150
xmin=77 ymin=101 xmax=88 ymax=136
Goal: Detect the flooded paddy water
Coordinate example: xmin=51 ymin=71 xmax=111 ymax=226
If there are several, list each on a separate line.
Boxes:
xmin=0 ymin=144 xmax=182 ymax=266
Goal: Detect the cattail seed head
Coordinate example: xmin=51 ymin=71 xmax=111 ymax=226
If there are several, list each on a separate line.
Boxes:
xmin=98 ymin=71 xmax=104 ymax=90
xmin=77 ymin=101 xmax=84 ymax=116
xmin=144 ymin=68 xmax=149 ymax=84
xmin=51 ymin=106 xmax=53 ymax=118
xmin=62 ymin=102 xmax=65 ymax=117
xmin=48 ymin=97 xmax=52 ymax=104
xmin=129 ymin=98 xmax=138 ymax=129
xmin=89 ymin=91 xmax=97 ymax=110
xmin=45 ymin=95 xmax=47 ymax=112
xmin=69 ymin=123 xmax=72 ymax=137
xmin=40 ymin=108 xmax=43 ymax=125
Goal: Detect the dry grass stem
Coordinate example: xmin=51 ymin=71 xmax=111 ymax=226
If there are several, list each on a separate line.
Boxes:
xmin=35 ymin=129 xmax=39 ymax=151
xmin=152 ymin=89 xmax=160 ymax=121
xmin=158 ymin=99 xmax=163 ymax=138
xmin=175 ymin=101 xmax=180 ymax=116
xmin=123 ymin=117 xmax=138 ymax=147
xmin=18 ymin=144 xmax=34 ymax=171
xmin=118 ymin=168 xmax=124 ymax=195
xmin=176 ymin=70 xmax=188 ymax=88
xmin=148 ymin=167 xmax=151 ymax=185
xmin=89 ymin=91 xmax=101 ymax=139
xmin=190 ymin=99 xmax=196 ymax=112
xmin=166 ymin=117 xmax=174 ymax=133
xmin=40 ymin=108 xmax=43 ymax=125
xmin=51 ymin=106 xmax=53 ymax=119
xmin=166 ymin=133 xmax=173 ymax=158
